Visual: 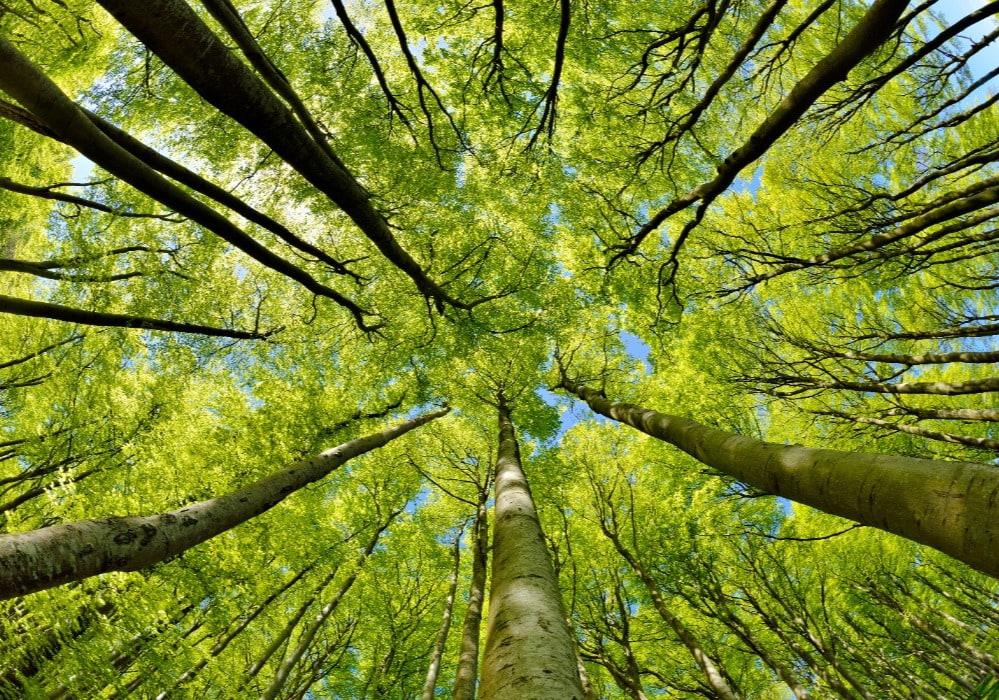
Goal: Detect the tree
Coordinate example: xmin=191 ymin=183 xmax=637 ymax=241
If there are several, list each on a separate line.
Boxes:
xmin=1 ymin=0 xmax=997 ymax=697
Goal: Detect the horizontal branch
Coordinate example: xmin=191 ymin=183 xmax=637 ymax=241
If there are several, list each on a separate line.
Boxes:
xmin=0 ymin=334 xmax=84 ymax=370
xmin=0 ymin=257 xmax=143 ymax=283
xmin=0 ymin=176 xmax=179 ymax=220
xmin=734 ymin=180 xmax=999 ymax=288
xmin=857 ymin=319 xmax=999 ymax=341
xmin=821 ymin=347 xmax=999 ymax=366
xmin=885 ymin=406 xmax=999 ymax=423
xmin=814 ymin=409 xmax=999 ymax=452
xmin=763 ymin=375 xmax=999 ymax=396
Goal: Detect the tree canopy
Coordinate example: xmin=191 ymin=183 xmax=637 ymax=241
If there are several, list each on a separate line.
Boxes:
xmin=1 ymin=0 xmax=998 ymax=697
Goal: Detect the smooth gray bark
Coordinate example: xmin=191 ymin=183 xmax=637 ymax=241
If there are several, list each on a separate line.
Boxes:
xmin=478 ymin=398 xmax=584 ymax=699
xmin=887 ymin=406 xmax=999 ymax=422
xmin=558 ymin=378 xmax=999 ymax=578
xmin=0 ymin=408 xmax=447 ymax=599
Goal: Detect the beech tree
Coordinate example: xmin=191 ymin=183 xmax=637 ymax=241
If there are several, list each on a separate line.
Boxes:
xmin=1 ymin=0 xmax=998 ymax=697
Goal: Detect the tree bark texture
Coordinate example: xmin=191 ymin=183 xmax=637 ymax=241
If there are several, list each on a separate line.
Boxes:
xmin=452 ymin=497 xmax=489 ymax=700
xmin=0 ymin=408 xmax=447 ymax=598
xmin=559 ymin=378 xmax=998 ymax=578
xmin=478 ymin=399 xmax=585 ymax=699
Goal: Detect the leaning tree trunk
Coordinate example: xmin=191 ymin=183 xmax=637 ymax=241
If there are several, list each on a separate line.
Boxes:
xmin=603 ymin=532 xmax=738 ymax=700
xmin=557 ymin=377 xmax=998 ymax=578
xmin=0 ymin=408 xmax=448 ymax=598
xmin=478 ymin=397 xmax=584 ymax=699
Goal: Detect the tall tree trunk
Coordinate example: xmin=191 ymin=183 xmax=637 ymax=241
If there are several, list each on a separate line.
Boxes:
xmin=0 ymin=408 xmax=448 ymax=598
xmin=557 ymin=378 xmax=998 ymax=578
xmin=421 ymin=531 xmax=462 ymax=700
xmin=452 ymin=493 xmax=489 ymax=700
xmin=92 ymin=0 xmax=460 ymax=311
xmin=575 ymin=642 xmax=600 ymax=700
xmin=697 ymin=584 xmax=810 ymax=699
xmin=478 ymin=396 xmax=584 ymax=699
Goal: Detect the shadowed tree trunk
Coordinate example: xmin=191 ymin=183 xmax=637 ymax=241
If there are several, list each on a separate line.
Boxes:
xmin=156 ymin=564 xmax=316 ymax=698
xmin=586 ymin=469 xmax=739 ymax=700
xmin=92 ymin=0 xmax=462 ymax=312
xmin=261 ymin=507 xmax=403 ymax=700
xmin=611 ymin=0 xmax=909 ymax=265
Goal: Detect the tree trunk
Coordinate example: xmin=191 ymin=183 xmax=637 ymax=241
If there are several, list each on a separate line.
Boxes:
xmin=452 ymin=495 xmax=489 ymax=700
xmin=616 ymin=0 xmax=909 ymax=260
xmin=157 ymin=564 xmax=315 ymax=698
xmin=0 ymin=36 xmax=373 ymax=329
xmin=244 ymin=571 xmax=339 ymax=681
xmin=558 ymin=378 xmax=998 ymax=578
xmin=93 ymin=0 xmax=460 ymax=311
xmin=421 ymin=531 xmax=462 ymax=700
xmin=478 ymin=397 xmax=584 ymax=699
xmin=0 ymin=408 xmax=448 ymax=598
xmin=600 ymin=529 xmax=738 ymax=700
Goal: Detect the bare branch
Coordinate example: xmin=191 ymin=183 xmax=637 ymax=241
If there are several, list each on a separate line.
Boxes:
xmin=0 ymin=294 xmax=278 ymax=340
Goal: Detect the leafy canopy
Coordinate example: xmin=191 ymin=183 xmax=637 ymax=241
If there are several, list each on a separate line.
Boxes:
xmin=1 ymin=0 xmax=998 ymax=697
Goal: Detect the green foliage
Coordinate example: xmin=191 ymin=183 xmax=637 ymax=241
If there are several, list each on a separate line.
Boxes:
xmin=1 ymin=0 xmax=997 ymax=697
